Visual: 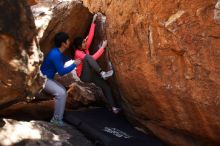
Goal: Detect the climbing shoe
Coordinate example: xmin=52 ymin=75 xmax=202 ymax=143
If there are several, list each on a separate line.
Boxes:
xmin=50 ymin=118 xmax=67 ymax=126
xmin=100 ymin=70 xmax=114 ymax=80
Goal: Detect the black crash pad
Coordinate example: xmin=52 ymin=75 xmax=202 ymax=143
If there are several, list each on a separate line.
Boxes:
xmin=64 ymin=108 xmax=163 ymax=146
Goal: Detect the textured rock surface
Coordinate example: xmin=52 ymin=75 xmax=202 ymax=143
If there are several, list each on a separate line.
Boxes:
xmin=0 ymin=119 xmax=93 ymax=146
xmin=0 ymin=101 xmax=54 ymax=121
xmin=39 ymin=0 xmax=92 ymax=55
xmin=83 ymin=0 xmax=220 ymax=145
xmin=89 ymin=13 xmax=122 ymax=105
xmin=28 ymin=0 xmax=37 ymax=6
xmin=0 ymin=0 xmax=44 ymax=109
xmin=55 ymin=73 xmax=106 ymax=108
xmin=36 ymin=1 xmax=106 ymax=107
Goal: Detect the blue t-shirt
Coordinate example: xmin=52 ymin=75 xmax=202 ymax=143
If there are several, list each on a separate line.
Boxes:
xmin=40 ymin=48 xmax=76 ymax=79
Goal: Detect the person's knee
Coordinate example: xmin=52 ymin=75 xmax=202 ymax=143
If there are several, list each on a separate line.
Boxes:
xmin=84 ymin=54 xmax=90 ymax=60
xmin=84 ymin=54 xmax=93 ymax=61
xmin=57 ymin=88 xmax=67 ymax=99
xmin=101 ymin=83 xmax=111 ymax=92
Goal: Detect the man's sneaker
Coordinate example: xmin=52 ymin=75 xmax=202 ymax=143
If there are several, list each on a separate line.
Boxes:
xmin=100 ymin=70 xmax=113 ymax=80
xmin=50 ymin=118 xmax=66 ymax=126
xmin=112 ymin=107 xmax=121 ymax=114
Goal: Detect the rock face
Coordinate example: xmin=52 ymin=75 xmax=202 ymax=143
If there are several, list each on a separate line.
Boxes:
xmin=33 ymin=0 xmax=106 ymax=107
xmin=0 ymin=101 xmax=54 ymax=121
xmin=40 ymin=0 xmax=93 ymax=55
xmin=28 ymin=0 xmax=37 ymax=6
xmin=55 ymin=73 xmax=106 ymax=108
xmin=89 ymin=13 xmax=122 ymax=106
xmin=0 ymin=1 xmax=44 ymax=109
xmin=0 ymin=119 xmax=93 ymax=146
xmin=37 ymin=1 xmax=106 ymax=108
xmin=0 ymin=0 xmax=105 ymax=121
xmin=83 ymin=0 xmax=220 ymax=145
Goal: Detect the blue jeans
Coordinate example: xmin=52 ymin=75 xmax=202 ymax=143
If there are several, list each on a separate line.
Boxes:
xmin=44 ymin=79 xmax=67 ymax=120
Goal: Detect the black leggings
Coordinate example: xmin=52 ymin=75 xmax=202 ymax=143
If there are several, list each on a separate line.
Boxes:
xmin=80 ymin=55 xmax=115 ymax=107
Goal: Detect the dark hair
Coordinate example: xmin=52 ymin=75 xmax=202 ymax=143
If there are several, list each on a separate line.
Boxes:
xmin=71 ymin=36 xmax=83 ymax=57
xmin=73 ymin=37 xmax=83 ymax=49
xmin=72 ymin=37 xmax=83 ymax=57
xmin=54 ymin=32 xmax=69 ymax=47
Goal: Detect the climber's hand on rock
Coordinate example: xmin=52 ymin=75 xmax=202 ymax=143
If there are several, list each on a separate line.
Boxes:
xmin=84 ymin=36 xmax=88 ymax=42
xmin=98 ymin=43 xmax=102 ymax=49
xmin=97 ymin=12 xmax=102 ymax=19
xmin=101 ymin=40 xmax=108 ymax=48
xmin=97 ymin=12 xmax=102 ymax=16
xmin=92 ymin=14 xmax=98 ymax=23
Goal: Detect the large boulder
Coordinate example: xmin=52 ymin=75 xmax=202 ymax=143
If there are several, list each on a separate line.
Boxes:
xmin=89 ymin=13 xmax=122 ymax=106
xmin=82 ymin=0 xmax=220 ymax=145
xmin=37 ymin=1 xmax=107 ymax=107
xmin=55 ymin=73 xmax=106 ymax=108
xmin=0 ymin=101 xmax=54 ymax=121
xmin=0 ymin=119 xmax=93 ymax=146
xmin=28 ymin=0 xmax=37 ymax=6
xmin=0 ymin=0 xmax=106 ymax=119
xmin=39 ymin=0 xmax=93 ymax=55
xmin=0 ymin=0 xmax=44 ymax=109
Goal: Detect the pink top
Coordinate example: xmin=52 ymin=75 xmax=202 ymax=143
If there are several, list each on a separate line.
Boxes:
xmin=74 ymin=23 xmax=104 ymax=77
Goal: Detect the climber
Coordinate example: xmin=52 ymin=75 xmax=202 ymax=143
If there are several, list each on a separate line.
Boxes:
xmin=72 ymin=14 xmax=120 ymax=114
xmin=40 ymin=32 xmax=81 ymax=126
